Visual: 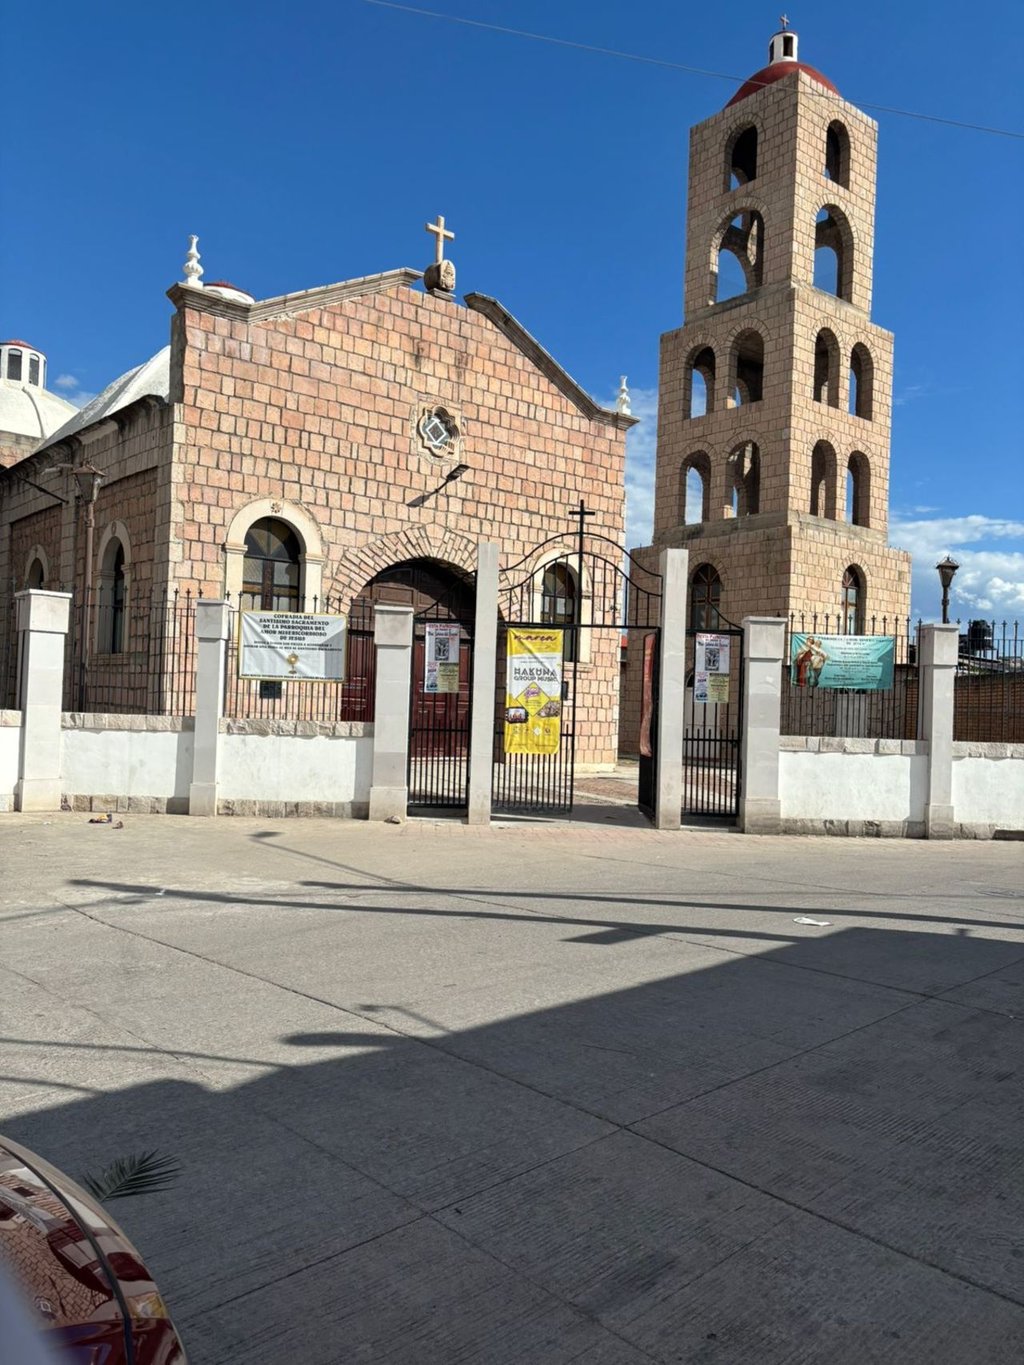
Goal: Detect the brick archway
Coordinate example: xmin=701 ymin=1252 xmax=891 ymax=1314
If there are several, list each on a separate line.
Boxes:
xmin=330 ymin=525 xmax=480 ymax=612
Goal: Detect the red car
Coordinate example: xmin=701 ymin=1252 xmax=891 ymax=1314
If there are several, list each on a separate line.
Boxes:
xmin=0 ymin=1134 xmax=187 ymax=1363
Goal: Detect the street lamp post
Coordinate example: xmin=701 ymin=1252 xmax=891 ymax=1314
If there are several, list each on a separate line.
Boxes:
xmin=72 ymin=465 xmax=104 ymax=709
xmin=935 ymin=554 xmax=959 ymax=626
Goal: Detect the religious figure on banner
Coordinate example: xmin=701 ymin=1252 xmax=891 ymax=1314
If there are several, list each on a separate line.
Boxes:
xmin=793 ymin=636 xmax=827 ymax=688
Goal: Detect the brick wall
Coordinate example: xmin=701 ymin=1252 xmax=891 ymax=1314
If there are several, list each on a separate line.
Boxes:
xmin=169 ymin=279 xmax=628 ymax=761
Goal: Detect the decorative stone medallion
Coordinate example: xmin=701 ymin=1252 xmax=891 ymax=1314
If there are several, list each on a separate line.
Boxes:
xmin=416 ymin=404 xmax=464 ymax=462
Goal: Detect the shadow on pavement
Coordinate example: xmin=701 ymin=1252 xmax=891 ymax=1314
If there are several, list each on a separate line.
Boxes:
xmin=4 ymin=914 xmax=1024 ymax=1363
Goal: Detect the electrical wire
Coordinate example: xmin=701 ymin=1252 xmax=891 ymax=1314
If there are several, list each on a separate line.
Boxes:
xmin=362 ymin=1 xmax=1024 ymax=141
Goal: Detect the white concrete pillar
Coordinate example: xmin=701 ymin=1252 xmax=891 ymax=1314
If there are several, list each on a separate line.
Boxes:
xmin=467 ymin=542 xmax=499 ymax=826
xmin=918 ymin=623 xmax=959 ymax=839
xmin=739 ymin=616 xmax=786 ymax=835
xmin=655 ymin=548 xmax=688 ymax=830
xmin=368 ymin=604 xmax=414 ymax=822
xmin=14 ymin=590 xmax=71 ymax=812
xmin=189 ymin=600 xmax=231 ymax=817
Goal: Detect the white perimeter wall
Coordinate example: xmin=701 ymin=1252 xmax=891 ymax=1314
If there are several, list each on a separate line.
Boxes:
xmin=218 ymin=726 xmax=373 ymax=807
xmin=953 ymin=745 xmax=1024 ymax=831
xmin=62 ymin=718 xmax=194 ymax=807
xmin=779 ymin=739 xmax=928 ymax=834
xmin=0 ymin=713 xmax=20 ymax=811
xmin=56 ymin=716 xmax=374 ymax=816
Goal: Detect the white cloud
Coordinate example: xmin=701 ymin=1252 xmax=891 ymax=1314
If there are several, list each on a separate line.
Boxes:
xmin=52 ymin=372 xmax=96 ymax=408
xmin=889 ymin=512 xmax=1024 ymax=621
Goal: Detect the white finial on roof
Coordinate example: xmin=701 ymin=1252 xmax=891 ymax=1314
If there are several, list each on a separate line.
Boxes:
xmin=616 ymin=375 xmax=631 ymax=416
xmin=182 ymin=235 xmax=204 ymax=288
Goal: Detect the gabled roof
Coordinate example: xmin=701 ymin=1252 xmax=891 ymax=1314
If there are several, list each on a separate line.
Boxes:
xmin=465 ymin=293 xmax=636 ymax=429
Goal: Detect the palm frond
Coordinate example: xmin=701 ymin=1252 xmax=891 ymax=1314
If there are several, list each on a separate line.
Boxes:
xmin=81 ymin=1149 xmax=181 ymax=1202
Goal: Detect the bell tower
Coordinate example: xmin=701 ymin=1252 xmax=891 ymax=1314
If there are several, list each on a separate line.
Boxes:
xmin=645 ymin=24 xmax=911 ymax=631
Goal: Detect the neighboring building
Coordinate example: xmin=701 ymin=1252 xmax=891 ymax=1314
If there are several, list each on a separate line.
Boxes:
xmin=633 ymin=24 xmax=912 ymax=634
xmin=0 ymin=233 xmax=633 ymax=765
xmin=0 ymin=340 xmax=77 ymax=471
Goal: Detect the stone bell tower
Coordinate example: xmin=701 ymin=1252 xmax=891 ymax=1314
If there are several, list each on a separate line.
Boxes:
xmin=643 ymin=23 xmax=911 ymax=632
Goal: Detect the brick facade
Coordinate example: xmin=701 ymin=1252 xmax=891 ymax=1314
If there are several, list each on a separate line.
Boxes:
xmin=0 ymin=271 xmax=631 ymax=764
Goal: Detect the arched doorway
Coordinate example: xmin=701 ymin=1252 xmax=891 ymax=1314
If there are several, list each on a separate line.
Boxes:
xmin=353 ymin=558 xmax=477 ymax=811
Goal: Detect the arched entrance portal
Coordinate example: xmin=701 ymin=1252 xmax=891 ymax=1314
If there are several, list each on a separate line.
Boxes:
xmin=353 ymin=558 xmax=476 ymax=812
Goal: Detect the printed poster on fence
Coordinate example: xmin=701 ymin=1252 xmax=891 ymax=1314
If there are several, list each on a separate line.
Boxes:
xmin=424 ymin=623 xmax=461 ymax=694
xmin=790 ymin=633 xmax=895 ymax=691
xmin=694 ymin=631 xmax=731 ymax=704
xmin=504 ymin=628 xmax=563 ymax=755
xmin=239 ymin=611 xmax=347 ymax=681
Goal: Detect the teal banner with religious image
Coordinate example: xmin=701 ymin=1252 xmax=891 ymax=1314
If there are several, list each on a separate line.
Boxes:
xmin=790 ymin=634 xmax=895 ymax=691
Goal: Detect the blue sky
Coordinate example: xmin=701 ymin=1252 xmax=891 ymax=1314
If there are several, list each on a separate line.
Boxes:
xmin=4 ymin=0 xmax=1022 ymax=621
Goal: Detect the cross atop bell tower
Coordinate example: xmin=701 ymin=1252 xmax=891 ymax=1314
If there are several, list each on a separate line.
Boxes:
xmin=642 ymin=28 xmax=910 ymax=631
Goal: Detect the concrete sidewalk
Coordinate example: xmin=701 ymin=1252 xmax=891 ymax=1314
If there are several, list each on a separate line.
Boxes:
xmin=1 ymin=812 xmax=1022 ymax=1362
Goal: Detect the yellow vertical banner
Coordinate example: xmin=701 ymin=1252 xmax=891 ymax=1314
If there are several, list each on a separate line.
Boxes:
xmin=504 ymin=628 xmax=564 ymax=755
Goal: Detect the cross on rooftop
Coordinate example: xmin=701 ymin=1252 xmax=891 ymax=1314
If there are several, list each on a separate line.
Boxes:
xmin=779 ymin=14 xmax=789 ymax=29
xmin=425 ymin=215 xmax=455 ymax=265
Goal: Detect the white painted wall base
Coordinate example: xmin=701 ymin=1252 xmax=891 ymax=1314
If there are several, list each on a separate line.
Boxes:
xmin=0 ymin=713 xmax=20 ymax=812
xmin=953 ymin=744 xmax=1024 ymax=836
xmin=57 ymin=715 xmax=374 ymax=818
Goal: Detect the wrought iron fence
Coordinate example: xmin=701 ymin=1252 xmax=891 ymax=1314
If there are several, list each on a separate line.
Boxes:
xmin=955 ymin=620 xmax=1023 ymax=743
xmin=1 ymin=598 xmax=19 ymax=710
xmin=223 ymin=597 xmax=376 ymax=723
xmin=63 ymin=589 xmax=198 ymax=716
xmin=781 ymin=614 xmax=919 ymax=740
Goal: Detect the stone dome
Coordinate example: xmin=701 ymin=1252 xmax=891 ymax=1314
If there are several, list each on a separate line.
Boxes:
xmin=0 ymin=339 xmax=77 ymax=446
xmin=203 ymin=281 xmax=256 ymax=305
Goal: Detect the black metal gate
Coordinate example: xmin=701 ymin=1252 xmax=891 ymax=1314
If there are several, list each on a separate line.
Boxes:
xmin=492 ymin=507 xmax=662 ymax=818
xmin=682 ymin=622 xmax=744 ymax=819
xmin=407 ymin=602 xmax=474 ymax=811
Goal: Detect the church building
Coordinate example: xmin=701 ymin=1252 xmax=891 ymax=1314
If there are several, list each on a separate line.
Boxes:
xmin=633 ymin=23 xmax=912 ymax=634
xmin=0 ymin=225 xmax=632 ymax=766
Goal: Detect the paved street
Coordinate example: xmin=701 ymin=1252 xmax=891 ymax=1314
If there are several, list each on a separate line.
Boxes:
xmin=1 ymin=811 xmax=1022 ymax=1363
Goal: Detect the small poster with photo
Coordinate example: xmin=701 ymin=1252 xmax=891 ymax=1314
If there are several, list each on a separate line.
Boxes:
xmin=696 ymin=632 xmax=730 ymax=675
xmin=425 ymin=623 xmax=461 ymax=693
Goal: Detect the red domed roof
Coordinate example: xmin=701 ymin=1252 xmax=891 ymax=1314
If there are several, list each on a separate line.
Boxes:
xmin=727 ymin=61 xmax=838 ymax=107
xmin=1 ymin=339 xmax=34 ymax=349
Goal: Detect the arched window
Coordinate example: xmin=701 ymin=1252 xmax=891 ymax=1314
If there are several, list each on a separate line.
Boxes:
xmin=824 ymin=121 xmax=850 ymax=186
xmin=727 ymin=441 xmax=761 ymax=517
xmin=241 ymin=518 xmax=302 ymax=612
xmin=25 ymin=558 xmax=46 ymax=589
xmin=540 ymin=562 xmax=578 ymax=662
xmin=726 ymin=125 xmax=758 ymax=189
xmin=712 ymin=209 xmax=764 ymax=304
xmin=842 ymin=567 xmax=864 ymax=634
xmin=814 ymin=206 xmax=853 ymax=301
xmin=730 ymin=330 xmax=764 ymax=406
xmin=849 ymin=344 xmax=873 ymax=419
xmin=682 ymin=452 xmax=711 ymax=525
xmin=686 ymin=347 xmax=716 ymax=417
xmin=846 ymin=452 xmax=871 ymax=527
xmin=690 ymin=564 xmax=722 ymax=632
xmin=813 ymin=329 xmax=840 ymax=406
xmin=98 ymin=539 xmax=127 ymax=654
xmin=7 ymin=350 xmax=22 ymax=382
xmin=810 ymin=441 xmax=837 ymax=519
